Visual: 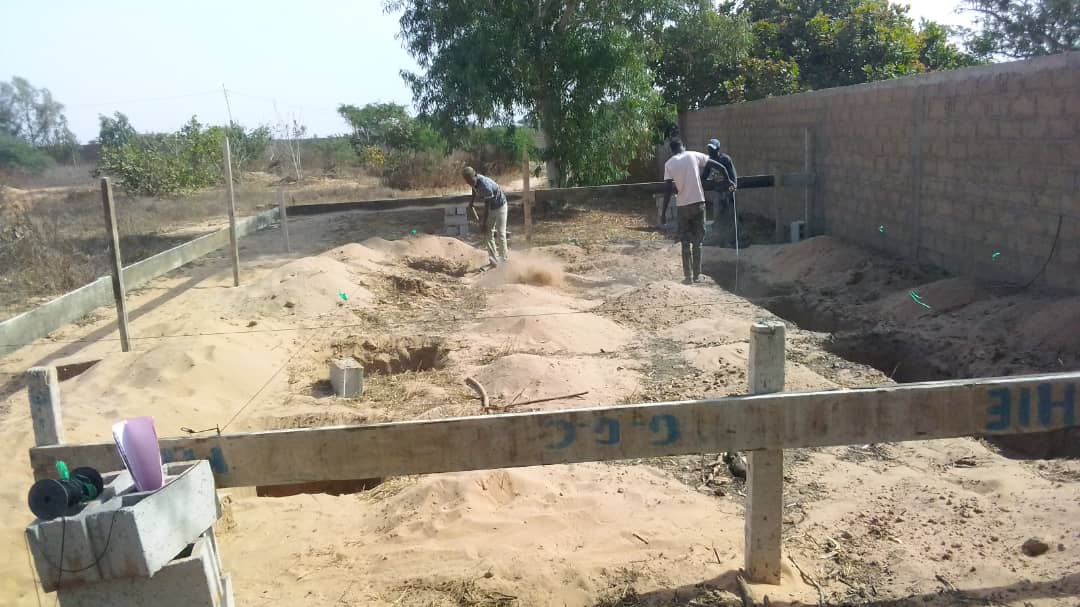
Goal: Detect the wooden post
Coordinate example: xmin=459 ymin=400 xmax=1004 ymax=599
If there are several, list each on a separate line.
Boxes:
xmin=223 ymin=137 xmax=241 ymax=287
xmin=523 ymin=154 xmax=533 ymax=242
xmin=745 ymin=320 xmax=786 ymax=584
xmin=278 ymin=188 xmax=291 ymax=253
xmin=803 ymin=128 xmax=811 ymax=234
xmin=771 ymin=164 xmax=783 ymax=243
xmin=27 ymin=367 xmax=64 ymax=446
xmin=100 ymin=177 xmax=131 ymax=352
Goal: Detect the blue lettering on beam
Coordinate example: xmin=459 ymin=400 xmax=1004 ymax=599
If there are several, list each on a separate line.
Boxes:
xmin=649 ymin=414 xmax=681 ymax=446
xmin=545 ymin=419 xmax=577 ymax=450
xmin=985 ymin=383 xmax=1076 ymax=432
xmin=593 ymin=417 xmax=621 ymax=445
xmin=208 ymin=447 xmax=229 ymax=474
xmin=1038 ymin=383 xmax=1075 ymax=428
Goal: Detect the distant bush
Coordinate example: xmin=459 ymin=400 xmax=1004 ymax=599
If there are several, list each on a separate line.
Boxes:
xmin=0 ymin=132 xmax=53 ymax=175
xmin=96 ymin=116 xmax=269 ymax=197
xmin=462 ymin=126 xmax=536 ymax=175
xmin=380 ymin=150 xmax=467 ymax=191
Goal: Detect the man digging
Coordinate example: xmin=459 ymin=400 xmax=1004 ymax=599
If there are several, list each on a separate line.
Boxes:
xmin=463 ymin=166 xmax=509 ymax=268
xmin=662 ymin=139 xmax=736 ymax=284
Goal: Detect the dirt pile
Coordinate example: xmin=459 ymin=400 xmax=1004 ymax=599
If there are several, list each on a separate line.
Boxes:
xmin=333 ymin=335 xmax=450 ymax=375
xmin=322 ymin=243 xmax=389 ymax=274
xmin=597 ymin=280 xmax=736 ymax=330
xmin=478 ymin=251 xmax=567 ymax=288
xmin=471 ymin=306 xmax=634 ymax=354
xmin=473 ymin=353 xmax=641 ymax=408
xmin=362 ymin=235 xmax=488 ymax=270
xmin=236 ymin=256 xmax=373 ymax=318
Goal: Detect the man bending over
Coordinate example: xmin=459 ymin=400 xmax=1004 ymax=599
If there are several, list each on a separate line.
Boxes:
xmin=463 ymin=166 xmax=509 ymax=267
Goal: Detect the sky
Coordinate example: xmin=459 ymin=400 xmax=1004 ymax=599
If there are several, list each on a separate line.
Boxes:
xmin=0 ymin=1 xmax=974 ymax=143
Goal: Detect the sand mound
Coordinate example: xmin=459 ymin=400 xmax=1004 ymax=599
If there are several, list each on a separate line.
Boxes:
xmin=662 ymin=316 xmax=755 ymax=345
xmin=682 ymin=343 xmax=838 ymax=392
xmin=362 ymin=235 xmax=487 ymax=269
xmin=598 ymin=280 xmax=734 ymax=330
xmin=483 ymin=283 xmax=599 ymax=312
xmin=55 ymin=337 xmax=288 ymax=439
xmin=321 ymin=243 xmax=388 ymax=273
xmin=1015 ymin=295 xmax=1080 ymax=352
xmin=479 ymin=252 xmax=566 ymax=288
xmin=474 ymin=353 xmax=640 ymax=409
xmin=873 ymin=277 xmax=991 ymax=323
xmin=759 ymin=236 xmax=871 ymax=283
xmin=237 ymin=256 xmax=373 ymax=318
xmin=472 ymin=306 xmax=634 ymax=354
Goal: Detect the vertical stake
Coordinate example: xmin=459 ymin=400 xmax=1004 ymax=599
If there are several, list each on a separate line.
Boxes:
xmin=278 ymin=188 xmax=291 ymax=253
xmin=27 ymin=367 xmax=64 ymax=446
xmin=100 ymin=177 xmax=130 ymax=352
xmin=745 ymin=320 xmax=786 ymax=584
xmin=803 ymin=127 xmax=812 ymax=234
xmin=223 ymin=137 xmax=241 ymax=287
xmin=772 ymin=164 xmax=783 ymax=243
xmin=523 ymin=153 xmax=533 ymax=243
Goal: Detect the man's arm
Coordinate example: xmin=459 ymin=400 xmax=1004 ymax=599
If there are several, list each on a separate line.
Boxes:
xmin=720 ymin=154 xmax=737 ymax=190
xmin=704 ymin=159 xmax=734 ymax=191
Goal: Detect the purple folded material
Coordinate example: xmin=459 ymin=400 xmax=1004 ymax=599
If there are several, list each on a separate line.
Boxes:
xmin=112 ymin=417 xmax=164 ymax=492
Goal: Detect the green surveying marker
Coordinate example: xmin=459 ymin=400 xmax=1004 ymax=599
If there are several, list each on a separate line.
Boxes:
xmin=339 ymin=292 xmax=348 ymax=302
xmin=992 ymin=252 xmax=1001 ymax=259
xmin=878 ymin=225 xmax=885 ymax=233
xmin=411 ymin=229 xmax=418 ymax=235
xmin=909 ymin=291 xmax=931 ymax=310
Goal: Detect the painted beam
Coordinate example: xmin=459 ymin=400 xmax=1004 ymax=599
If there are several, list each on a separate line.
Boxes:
xmin=29 ymin=372 xmax=1079 ymax=488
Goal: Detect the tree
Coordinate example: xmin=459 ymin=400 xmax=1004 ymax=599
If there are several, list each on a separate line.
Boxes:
xmin=0 ymin=77 xmax=77 ymax=149
xmin=654 ymin=1 xmax=756 ymax=110
xmin=918 ymin=20 xmax=981 ymax=70
xmin=0 ymin=132 xmax=53 ymax=175
xmin=385 ymin=0 xmax=678 ymax=186
xmin=963 ymin=0 xmax=1080 ymax=58
xmin=97 ymin=112 xmax=137 ymax=149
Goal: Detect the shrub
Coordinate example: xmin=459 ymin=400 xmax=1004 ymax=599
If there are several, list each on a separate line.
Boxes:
xmin=0 ymin=132 xmax=53 ymax=175
xmin=380 ymin=150 xmax=466 ymax=191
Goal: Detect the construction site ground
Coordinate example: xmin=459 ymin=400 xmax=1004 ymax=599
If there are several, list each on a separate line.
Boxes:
xmin=1 ymin=199 xmax=1077 ymax=607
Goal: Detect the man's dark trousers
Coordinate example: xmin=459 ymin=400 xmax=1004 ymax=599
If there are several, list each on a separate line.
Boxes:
xmin=678 ymin=202 xmax=706 ymax=280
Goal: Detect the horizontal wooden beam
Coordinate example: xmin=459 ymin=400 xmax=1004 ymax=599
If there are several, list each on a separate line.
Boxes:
xmin=29 ymin=372 xmax=1078 ymax=488
xmin=286 ymin=175 xmax=791 ymax=216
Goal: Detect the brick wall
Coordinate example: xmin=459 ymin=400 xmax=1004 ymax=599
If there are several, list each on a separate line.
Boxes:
xmin=680 ymin=52 xmax=1080 ymax=291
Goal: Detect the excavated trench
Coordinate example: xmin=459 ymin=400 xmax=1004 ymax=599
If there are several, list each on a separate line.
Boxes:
xmin=704 ymin=257 xmax=1079 ymax=459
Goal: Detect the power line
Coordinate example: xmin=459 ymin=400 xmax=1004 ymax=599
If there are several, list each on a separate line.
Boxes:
xmin=65 ymin=90 xmax=221 ymax=109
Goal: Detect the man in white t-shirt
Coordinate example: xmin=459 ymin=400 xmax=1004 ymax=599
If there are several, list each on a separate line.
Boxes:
xmin=662 ymin=138 xmax=735 ymax=284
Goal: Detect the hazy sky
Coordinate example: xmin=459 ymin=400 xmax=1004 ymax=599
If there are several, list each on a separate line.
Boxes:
xmin=0 ymin=0 xmax=974 ymax=142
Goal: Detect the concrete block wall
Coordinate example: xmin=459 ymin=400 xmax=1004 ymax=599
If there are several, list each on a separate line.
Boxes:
xmin=681 ymin=51 xmax=1080 ymax=291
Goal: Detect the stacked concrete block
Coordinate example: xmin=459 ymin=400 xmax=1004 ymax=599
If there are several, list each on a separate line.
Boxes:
xmin=444 ymin=205 xmax=471 ymax=236
xmin=26 ymin=461 xmax=232 ymax=607
xmin=655 ymin=194 xmax=677 ymax=229
xmin=329 ymin=358 xmax=364 ymax=397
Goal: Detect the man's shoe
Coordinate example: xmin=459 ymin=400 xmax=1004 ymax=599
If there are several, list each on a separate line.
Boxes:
xmin=683 ymin=277 xmax=693 ymax=285
xmin=693 ymin=275 xmax=705 ymax=283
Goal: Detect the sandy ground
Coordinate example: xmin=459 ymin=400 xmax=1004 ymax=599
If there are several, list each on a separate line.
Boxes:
xmin=0 ymin=206 xmax=1078 ymax=607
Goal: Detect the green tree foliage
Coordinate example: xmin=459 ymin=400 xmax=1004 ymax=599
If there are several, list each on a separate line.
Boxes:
xmin=338 ymin=102 xmax=445 ymax=152
xmin=654 ymin=1 xmax=756 ymax=109
xmin=97 ymin=112 xmax=137 ymax=149
xmin=97 ymin=116 xmax=269 ymax=196
xmin=385 ymin=0 xmax=677 ymax=186
xmin=963 ymin=0 xmax=1080 ymax=58
xmin=0 ymin=132 xmax=53 ymax=175
xmin=918 ymin=21 xmax=982 ymax=70
xmin=0 ymin=77 xmax=77 ymax=148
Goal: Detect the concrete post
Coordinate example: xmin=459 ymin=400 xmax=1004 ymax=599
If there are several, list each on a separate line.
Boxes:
xmin=100 ymin=177 xmax=130 ymax=352
xmin=223 ymin=137 xmax=240 ymax=287
xmin=803 ymin=128 xmax=811 ymax=234
xmin=27 ymin=366 xmax=63 ymax=446
xmin=745 ymin=320 xmax=786 ymax=584
xmin=772 ymin=164 xmax=783 ymax=243
xmin=278 ymin=188 xmax=291 ymax=253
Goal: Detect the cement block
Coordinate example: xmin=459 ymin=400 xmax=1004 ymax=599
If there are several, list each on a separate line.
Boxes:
xmin=27 ymin=461 xmax=218 ymax=591
xmin=57 ymin=533 xmax=227 ymax=607
xmin=444 ymin=214 xmax=470 ymax=226
xmin=329 ymin=358 xmax=363 ymax=397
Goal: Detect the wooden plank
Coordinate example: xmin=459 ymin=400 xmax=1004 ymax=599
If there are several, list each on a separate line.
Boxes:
xmin=745 ymin=321 xmax=785 ymax=584
xmin=278 ymin=189 xmax=291 ymax=253
xmin=29 ymin=372 xmax=1079 ymax=487
xmin=27 ymin=367 xmax=64 ymax=446
xmin=523 ymin=155 xmax=533 ymax=242
xmin=100 ymin=178 xmax=131 ymax=352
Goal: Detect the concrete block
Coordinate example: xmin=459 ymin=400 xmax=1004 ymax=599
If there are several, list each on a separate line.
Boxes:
xmin=329 ymin=358 xmax=363 ymax=397
xmin=57 ymin=533 xmax=227 ymax=607
xmin=27 ymin=461 xmax=218 ymax=592
xmin=444 ymin=214 xmax=470 ymax=226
